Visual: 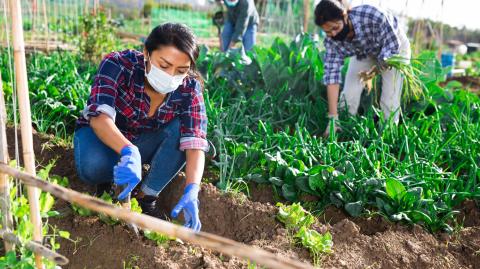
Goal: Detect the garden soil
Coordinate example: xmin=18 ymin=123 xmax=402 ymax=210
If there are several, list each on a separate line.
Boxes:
xmin=5 ymin=127 xmax=480 ymax=269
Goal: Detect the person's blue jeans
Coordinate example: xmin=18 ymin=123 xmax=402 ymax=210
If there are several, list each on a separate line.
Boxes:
xmin=73 ymin=118 xmax=186 ymax=196
xmin=221 ymin=21 xmax=257 ymax=52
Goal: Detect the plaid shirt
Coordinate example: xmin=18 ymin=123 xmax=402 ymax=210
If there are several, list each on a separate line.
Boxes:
xmin=76 ymin=50 xmax=209 ymax=152
xmin=323 ymin=5 xmax=406 ymax=85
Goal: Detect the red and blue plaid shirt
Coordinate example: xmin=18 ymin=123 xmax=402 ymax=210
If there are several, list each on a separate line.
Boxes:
xmin=76 ymin=49 xmax=209 ymax=152
xmin=323 ymin=5 xmax=408 ymax=85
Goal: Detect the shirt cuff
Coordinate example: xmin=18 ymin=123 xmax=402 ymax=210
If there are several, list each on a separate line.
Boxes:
xmin=323 ymin=76 xmax=342 ymax=85
xmin=82 ymin=104 xmax=116 ymax=122
xmin=179 ymin=137 xmax=209 ymax=152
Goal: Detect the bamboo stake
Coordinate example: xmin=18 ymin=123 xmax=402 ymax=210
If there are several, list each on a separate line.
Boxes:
xmin=0 ymin=163 xmax=314 ymax=269
xmin=41 ymin=0 xmax=48 ymax=53
xmin=0 ymin=4 xmax=4 ymax=43
xmin=0 ymin=73 xmax=14 ymax=252
xmin=9 ymin=0 xmax=44 ymax=268
xmin=93 ymin=0 xmax=98 ymax=16
xmin=54 ymin=0 xmax=57 ymax=44
xmin=32 ymin=0 xmax=37 ymax=32
xmin=303 ymin=0 xmax=309 ymax=33
xmin=0 ymin=230 xmax=69 ymax=265
xmin=84 ymin=0 xmax=88 ymax=15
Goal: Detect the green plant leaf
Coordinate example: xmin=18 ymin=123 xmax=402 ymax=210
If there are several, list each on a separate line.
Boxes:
xmin=269 ymin=177 xmax=284 ymax=187
xmin=345 ymin=201 xmax=363 ymax=217
xmin=59 ymin=231 xmax=70 ymax=239
xmin=308 ymin=174 xmax=326 ymax=194
xmin=282 ymin=184 xmax=298 ymax=201
xmin=386 ymin=178 xmax=406 ymax=201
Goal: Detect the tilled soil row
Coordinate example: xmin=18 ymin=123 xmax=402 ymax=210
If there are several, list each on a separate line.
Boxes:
xmin=5 ymin=127 xmax=480 ymax=268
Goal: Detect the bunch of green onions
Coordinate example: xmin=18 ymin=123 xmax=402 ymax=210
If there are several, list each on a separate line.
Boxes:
xmin=358 ymin=56 xmax=426 ymax=103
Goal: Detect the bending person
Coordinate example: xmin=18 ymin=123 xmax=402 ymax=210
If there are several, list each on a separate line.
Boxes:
xmin=315 ymin=0 xmax=410 ymax=136
xmin=74 ymin=23 xmax=208 ymax=232
xmin=221 ymin=0 xmax=259 ymax=52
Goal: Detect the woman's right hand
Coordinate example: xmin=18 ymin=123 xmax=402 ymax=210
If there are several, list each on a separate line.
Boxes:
xmin=323 ymin=114 xmax=342 ymax=138
xmin=113 ymin=144 xmax=142 ymax=201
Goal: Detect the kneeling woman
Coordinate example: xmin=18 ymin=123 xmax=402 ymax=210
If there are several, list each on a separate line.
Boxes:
xmin=74 ymin=23 xmax=208 ymax=232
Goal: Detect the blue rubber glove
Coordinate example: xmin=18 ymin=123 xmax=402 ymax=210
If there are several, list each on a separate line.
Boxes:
xmin=171 ymin=183 xmax=201 ymax=232
xmin=113 ymin=145 xmax=142 ymax=201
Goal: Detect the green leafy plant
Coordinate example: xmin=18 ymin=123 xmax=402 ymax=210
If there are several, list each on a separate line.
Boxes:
xmin=71 ymin=202 xmax=94 ymax=217
xmin=295 ymin=227 xmax=333 ymax=265
xmin=143 ymin=230 xmax=175 ymax=247
xmin=79 ymin=12 xmax=118 ymax=62
xmin=277 ymin=202 xmax=315 ymax=230
xmin=276 ymin=203 xmax=333 ymax=266
xmin=0 ymin=162 xmax=70 ymax=268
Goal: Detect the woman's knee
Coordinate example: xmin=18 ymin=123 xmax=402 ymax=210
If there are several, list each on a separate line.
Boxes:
xmin=76 ymin=157 xmax=114 ymax=185
xmin=74 ymin=127 xmax=117 ymax=185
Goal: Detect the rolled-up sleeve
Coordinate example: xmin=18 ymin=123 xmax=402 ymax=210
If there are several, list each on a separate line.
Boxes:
xmin=323 ymin=40 xmax=345 ymax=85
xmin=179 ymin=81 xmax=209 ymax=152
xmin=82 ymin=53 xmax=122 ymax=122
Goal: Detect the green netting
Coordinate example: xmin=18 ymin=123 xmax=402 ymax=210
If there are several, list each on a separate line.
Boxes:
xmin=151 ymin=6 xmax=216 ymax=39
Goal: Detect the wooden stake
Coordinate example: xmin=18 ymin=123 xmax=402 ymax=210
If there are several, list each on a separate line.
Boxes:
xmin=9 ymin=0 xmax=44 ymax=268
xmin=0 ymin=230 xmax=69 ymax=265
xmin=32 ymin=0 xmax=37 ymax=31
xmin=41 ymin=0 xmax=48 ymax=53
xmin=0 ymin=73 xmax=14 ymax=253
xmin=93 ymin=0 xmax=98 ymax=16
xmin=0 ymin=163 xmax=314 ymax=269
xmin=303 ymin=0 xmax=309 ymax=33
xmin=84 ymin=0 xmax=89 ymax=15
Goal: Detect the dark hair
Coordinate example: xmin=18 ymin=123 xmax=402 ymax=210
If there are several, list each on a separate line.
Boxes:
xmin=144 ymin=23 xmax=202 ymax=83
xmin=314 ymin=0 xmax=347 ymax=26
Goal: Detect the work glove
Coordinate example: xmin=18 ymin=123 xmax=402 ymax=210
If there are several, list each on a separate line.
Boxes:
xmin=113 ymin=144 xmax=142 ymax=201
xmin=322 ymin=114 xmax=342 ymax=138
xmin=171 ymin=183 xmax=201 ymax=232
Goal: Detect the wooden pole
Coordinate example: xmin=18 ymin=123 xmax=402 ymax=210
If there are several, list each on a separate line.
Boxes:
xmin=0 ymin=230 xmax=69 ymax=265
xmin=9 ymin=0 xmax=44 ymax=268
xmin=32 ymin=0 xmax=37 ymax=31
xmin=0 ymin=163 xmax=314 ymax=269
xmin=84 ymin=0 xmax=89 ymax=15
xmin=93 ymin=0 xmax=98 ymax=16
xmin=303 ymin=0 xmax=309 ymax=33
xmin=0 ymin=73 xmax=14 ymax=253
xmin=41 ymin=0 xmax=48 ymax=53
xmin=54 ymin=0 xmax=58 ymax=44
xmin=30 ymin=0 xmax=36 ymax=43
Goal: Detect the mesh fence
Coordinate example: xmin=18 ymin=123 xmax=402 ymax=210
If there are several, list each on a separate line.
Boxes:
xmin=1 ymin=0 xmax=317 ymax=48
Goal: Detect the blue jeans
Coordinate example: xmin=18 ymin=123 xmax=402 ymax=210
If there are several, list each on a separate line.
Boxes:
xmin=73 ymin=118 xmax=186 ymax=196
xmin=221 ymin=21 xmax=257 ymax=52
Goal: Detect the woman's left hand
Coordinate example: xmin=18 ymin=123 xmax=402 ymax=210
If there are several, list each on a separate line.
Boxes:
xmin=171 ymin=183 xmax=201 ymax=232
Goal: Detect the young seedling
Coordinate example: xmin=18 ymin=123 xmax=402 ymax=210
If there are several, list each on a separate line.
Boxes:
xmin=276 ymin=203 xmax=333 ymax=266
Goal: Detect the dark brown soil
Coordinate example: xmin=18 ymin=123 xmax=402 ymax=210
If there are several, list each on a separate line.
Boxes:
xmin=5 ymin=126 xmax=480 ymax=269
xmin=443 ymin=76 xmax=480 ymax=94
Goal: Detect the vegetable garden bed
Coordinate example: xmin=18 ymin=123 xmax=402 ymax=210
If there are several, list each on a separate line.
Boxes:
xmin=4 ymin=127 xmax=479 ymax=269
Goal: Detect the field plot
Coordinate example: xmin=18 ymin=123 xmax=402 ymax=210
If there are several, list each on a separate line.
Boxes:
xmin=1 ymin=1 xmax=480 ymax=268
xmin=4 ymin=125 xmax=479 ymax=268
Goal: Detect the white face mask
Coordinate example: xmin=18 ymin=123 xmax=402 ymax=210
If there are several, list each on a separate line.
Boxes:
xmin=145 ymin=58 xmax=186 ymax=94
xmin=225 ymin=0 xmax=239 ymax=7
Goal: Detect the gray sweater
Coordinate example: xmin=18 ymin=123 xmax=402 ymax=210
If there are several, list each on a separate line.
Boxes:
xmin=225 ymin=0 xmax=259 ymax=42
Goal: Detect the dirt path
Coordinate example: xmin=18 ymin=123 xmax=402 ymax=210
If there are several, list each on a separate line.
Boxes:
xmin=5 ymin=127 xmax=480 ymax=268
